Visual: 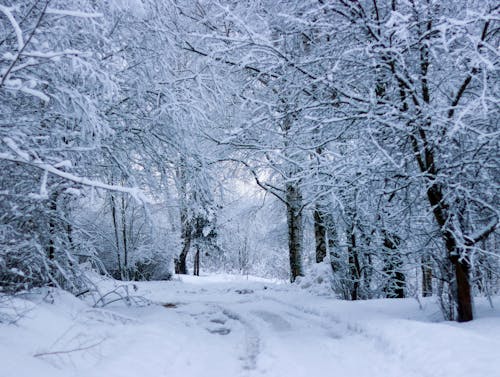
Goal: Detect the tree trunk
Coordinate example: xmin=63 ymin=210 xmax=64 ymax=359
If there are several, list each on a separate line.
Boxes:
xmin=452 ymin=255 xmax=473 ymax=322
xmin=110 ymin=194 xmax=123 ymax=279
xmin=324 ymin=212 xmax=341 ymax=273
xmin=48 ymin=191 xmax=58 ymax=261
xmin=385 ymin=12 xmax=474 ymax=319
xmin=382 ymin=232 xmax=405 ymax=298
xmin=426 ymin=184 xmax=473 ymax=321
xmin=313 ymin=206 xmax=327 ymax=263
xmin=176 ymin=230 xmax=191 ymax=275
xmin=175 ymin=158 xmax=191 ymax=275
xmin=286 ymin=183 xmax=304 ymax=282
xmin=121 ymin=195 xmax=129 ymax=280
xmin=193 ymin=246 xmax=200 ymax=276
xmin=421 ymin=254 xmax=433 ymax=297
xmin=347 ymin=226 xmax=360 ymax=300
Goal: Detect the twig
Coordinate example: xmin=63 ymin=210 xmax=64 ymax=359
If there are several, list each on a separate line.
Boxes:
xmin=33 ymin=339 xmax=105 ymax=358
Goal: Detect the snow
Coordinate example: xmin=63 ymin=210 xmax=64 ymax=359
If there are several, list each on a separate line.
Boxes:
xmin=45 ymin=8 xmax=103 ymax=19
xmin=0 ymin=5 xmax=24 ymax=51
xmin=1 ymin=274 xmax=499 ymax=377
xmin=1 ymin=138 xmax=149 ymax=202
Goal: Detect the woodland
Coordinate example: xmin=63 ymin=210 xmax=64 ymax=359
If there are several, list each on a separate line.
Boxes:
xmin=0 ymin=0 xmax=499 ymax=325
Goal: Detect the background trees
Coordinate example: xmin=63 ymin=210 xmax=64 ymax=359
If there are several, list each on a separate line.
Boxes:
xmin=0 ymin=0 xmax=117 ymax=292
xmin=1 ymin=0 xmax=498 ymax=322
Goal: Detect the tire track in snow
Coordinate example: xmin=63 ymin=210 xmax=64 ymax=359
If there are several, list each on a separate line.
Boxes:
xmin=259 ymin=296 xmax=345 ymax=337
xmin=260 ymin=295 xmax=433 ymax=377
xmin=176 ymin=288 xmax=429 ymax=377
xmin=250 ymin=310 xmax=292 ymax=332
xmin=219 ymin=307 xmax=261 ymax=371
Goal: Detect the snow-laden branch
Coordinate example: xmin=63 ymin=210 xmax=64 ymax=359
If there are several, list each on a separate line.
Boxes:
xmin=0 ymin=3 xmax=94 ymax=99
xmin=0 ymin=5 xmax=24 ymax=50
xmin=20 ymin=49 xmax=85 ymax=59
xmin=1 ymin=138 xmax=149 ymax=202
xmin=3 ymin=80 xmax=50 ymax=102
xmin=0 ymin=0 xmax=50 ymax=88
xmin=464 ymin=217 xmax=499 ymax=246
xmin=46 ymin=8 xmax=103 ymax=18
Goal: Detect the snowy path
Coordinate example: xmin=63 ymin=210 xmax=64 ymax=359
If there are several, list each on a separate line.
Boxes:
xmin=2 ymin=275 xmax=500 ymax=377
xmin=210 ymin=298 xmax=422 ymax=377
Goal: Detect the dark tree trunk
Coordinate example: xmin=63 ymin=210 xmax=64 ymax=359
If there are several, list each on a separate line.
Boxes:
xmin=110 ymin=194 xmax=123 ymax=279
xmin=286 ymin=183 xmax=304 ymax=282
xmin=314 ymin=207 xmax=327 ymax=263
xmin=421 ymin=254 xmax=433 ymax=297
xmin=347 ymin=228 xmax=360 ymax=300
xmin=427 ymin=183 xmax=473 ymax=321
xmin=121 ymin=195 xmax=129 ymax=280
xmin=363 ymin=253 xmax=373 ymax=296
xmin=193 ymin=246 xmax=200 ymax=276
xmin=176 ymin=232 xmax=191 ymax=275
xmin=324 ymin=212 xmax=341 ymax=273
xmin=175 ymin=158 xmax=192 ymax=275
xmin=48 ymin=192 xmax=57 ymax=260
xmin=452 ymin=255 xmax=473 ymax=322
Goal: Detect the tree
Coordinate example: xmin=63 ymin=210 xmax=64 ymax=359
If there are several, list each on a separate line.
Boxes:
xmin=312 ymin=0 xmax=498 ymax=320
xmin=172 ymin=0 xmax=498 ymax=320
xmin=1 ymin=1 xmax=118 ymax=292
xmin=0 ymin=0 xmax=148 ymax=291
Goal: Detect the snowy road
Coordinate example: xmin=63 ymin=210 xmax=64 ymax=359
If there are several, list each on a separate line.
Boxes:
xmin=2 ymin=275 xmax=500 ymax=377
xmin=202 ymin=297 xmax=423 ymax=377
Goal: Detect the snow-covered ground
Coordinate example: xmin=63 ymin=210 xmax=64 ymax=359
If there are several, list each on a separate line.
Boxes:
xmin=1 ymin=274 xmax=499 ymax=377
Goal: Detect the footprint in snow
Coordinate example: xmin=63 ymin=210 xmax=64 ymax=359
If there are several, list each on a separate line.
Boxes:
xmin=235 ymin=289 xmax=254 ymax=294
xmin=206 ymin=327 xmax=231 ymax=335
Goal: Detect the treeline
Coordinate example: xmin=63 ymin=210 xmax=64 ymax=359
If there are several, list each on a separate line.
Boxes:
xmin=0 ymin=1 xmax=498 ymax=322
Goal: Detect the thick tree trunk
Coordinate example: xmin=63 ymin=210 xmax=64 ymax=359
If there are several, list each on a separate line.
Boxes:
xmin=426 ymin=183 xmax=473 ymax=321
xmin=286 ymin=183 xmax=304 ymax=282
xmin=176 ymin=232 xmax=191 ymax=275
xmin=452 ymin=255 xmax=473 ymax=322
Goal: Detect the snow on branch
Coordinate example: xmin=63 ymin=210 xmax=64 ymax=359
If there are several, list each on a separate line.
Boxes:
xmin=20 ymin=50 xmax=85 ymax=59
xmin=18 ymin=86 xmax=50 ymax=102
xmin=45 ymin=8 xmax=103 ymax=19
xmin=465 ymin=217 xmax=499 ymax=246
xmin=1 ymin=138 xmax=150 ymax=203
xmin=2 ymin=78 xmax=50 ymax=102
xmin=0 ymin=5 xmax=24 ymax=51
xmin=0 ymin=3 xmax=94 ymax=100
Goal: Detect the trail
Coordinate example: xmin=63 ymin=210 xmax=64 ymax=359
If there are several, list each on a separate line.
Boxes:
xmin=191 ymin=291 xmax=423 ymax=377
xmin=2 ymin=275 xmax=500 ymax=377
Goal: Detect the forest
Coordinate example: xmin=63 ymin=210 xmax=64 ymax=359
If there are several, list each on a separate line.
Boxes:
xmin=0 ymin=1 xmax=499 ymax=375
xmin=0 ymin=0 xmax=500 ymax=377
